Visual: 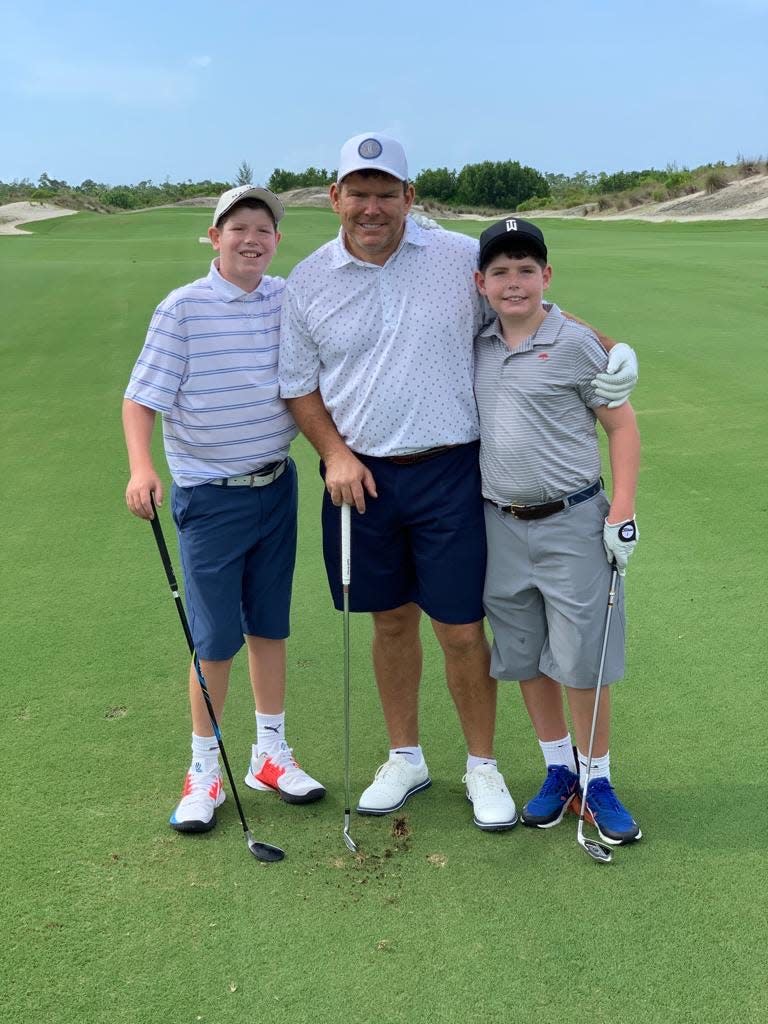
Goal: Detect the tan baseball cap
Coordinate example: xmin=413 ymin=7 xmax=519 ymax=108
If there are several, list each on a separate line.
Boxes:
xmin=212 ymin=185 xmax=285 ymax=227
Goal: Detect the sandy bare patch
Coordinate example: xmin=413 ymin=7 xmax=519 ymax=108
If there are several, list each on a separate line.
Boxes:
xmin=0 ymin=201 xmax=78 ymax=235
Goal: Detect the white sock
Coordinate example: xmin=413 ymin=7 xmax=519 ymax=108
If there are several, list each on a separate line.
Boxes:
xmin=466 ymin=754 xmax=497 ymax=773
xmin=256 ymin=711 xmax=285 ymax=756
xmin=191 ymin=733 xmax=220 ymax=772
xmin=390 ymin=745 xmax=423 ymax=766
xmin=539 ymin=734 xmax=576 ymax=773
xmin=577 ymin=749 xmax=611 ymax=789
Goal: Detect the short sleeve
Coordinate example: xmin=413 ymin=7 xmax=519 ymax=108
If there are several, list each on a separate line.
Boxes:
xmin=278 ymin=277 xmax=321 ymax=399
xmin=124 ymin=299 xmax=187 ymax=413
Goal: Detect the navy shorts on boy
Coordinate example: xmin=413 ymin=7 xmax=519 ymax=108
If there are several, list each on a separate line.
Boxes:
xmin=320 ymin=442 xmax=486 ymax=624
xmin=172 ymin=460 xmax=297 ymax=661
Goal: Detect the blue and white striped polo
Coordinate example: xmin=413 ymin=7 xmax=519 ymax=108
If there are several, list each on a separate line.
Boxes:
xmin=125 ymin=262 xmax=297 ymax=486
xmin=474 ymin=303 xmax=609 ymax=505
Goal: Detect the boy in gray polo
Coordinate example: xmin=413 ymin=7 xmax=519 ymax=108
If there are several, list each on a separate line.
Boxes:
xmin=473 ymin=218 xmax=642 ymax=845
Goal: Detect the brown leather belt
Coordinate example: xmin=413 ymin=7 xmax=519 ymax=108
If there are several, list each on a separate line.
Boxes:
xmin=383 ymin=445 xmax=456 ymax=466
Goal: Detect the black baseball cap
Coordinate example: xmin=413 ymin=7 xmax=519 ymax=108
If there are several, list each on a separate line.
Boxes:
xmin=478 ymin=217 xmax=547 ymax=269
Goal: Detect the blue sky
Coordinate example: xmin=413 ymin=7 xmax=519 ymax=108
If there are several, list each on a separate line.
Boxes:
xmin=1 ymin=0 xmax=766 ymax=186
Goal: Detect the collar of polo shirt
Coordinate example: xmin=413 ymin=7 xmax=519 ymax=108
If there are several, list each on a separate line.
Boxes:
xmin=208 ymin=261 xmax=270 ymax=302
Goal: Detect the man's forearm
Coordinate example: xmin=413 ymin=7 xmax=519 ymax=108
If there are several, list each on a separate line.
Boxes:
xmin=561 ymin=309 xmax=616 ymax=351
xmin=285 ymin=391 xmax=350 ymax=461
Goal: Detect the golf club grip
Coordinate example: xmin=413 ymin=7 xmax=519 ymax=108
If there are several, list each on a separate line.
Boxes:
xmin=341 ymin=503 xmax=351 ymax=586
xmin=149 ymin=493 xmax=178 ymax=590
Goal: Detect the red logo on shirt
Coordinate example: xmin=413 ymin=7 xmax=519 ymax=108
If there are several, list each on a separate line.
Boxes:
xmin=537 ymin=353 xmax=549 ymax=360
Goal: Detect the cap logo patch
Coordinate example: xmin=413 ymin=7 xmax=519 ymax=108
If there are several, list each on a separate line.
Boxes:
xmin=506 ymin=219 xmax=518 ymax=231
xmin=358 ymin=138 xmax=383 ymax=159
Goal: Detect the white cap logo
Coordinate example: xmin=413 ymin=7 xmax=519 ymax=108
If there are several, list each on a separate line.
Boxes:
xmin=358 ymin=138 xmax=383 ymax=159
xmin=506 ymin=219 xmax=518 ymax=232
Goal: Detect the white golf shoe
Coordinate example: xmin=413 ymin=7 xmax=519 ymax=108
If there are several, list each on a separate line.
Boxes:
xmin=356 ymin=754 xmax=431 ymax=815
xmin=169 ymin=763 xmax=225 ymax=833
xmin=463 ymin=763 xmax=518 ymax=831
xmin=245 ymin=743 xmax=326 ymax=804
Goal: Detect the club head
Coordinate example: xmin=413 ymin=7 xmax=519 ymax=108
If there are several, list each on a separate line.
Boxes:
xmin=578 ymin=834 xmax=613 ymax=864
xmin=343 ymin=811 xmax=358 ymax=853
xmin=246 ymin=833 xmax=285 ymax=863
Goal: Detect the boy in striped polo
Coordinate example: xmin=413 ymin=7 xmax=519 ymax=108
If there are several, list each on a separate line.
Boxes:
xmin=473 ymin=218 xmax=643 ymax=846
xmin=123 ymin=185 xmax=325 ymax=834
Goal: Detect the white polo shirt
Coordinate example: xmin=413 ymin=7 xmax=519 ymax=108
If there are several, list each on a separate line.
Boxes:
xmin=125 ymin=262 xmax=297 ymax=486
xmin=278 ymin=218 xmax=484 ymax=457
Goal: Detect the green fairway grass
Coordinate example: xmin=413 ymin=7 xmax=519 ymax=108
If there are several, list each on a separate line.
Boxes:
xmin=2 ymin=207 xmax=765 ymax=1024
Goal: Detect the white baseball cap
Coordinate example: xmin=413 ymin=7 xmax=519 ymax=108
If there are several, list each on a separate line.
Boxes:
xmin=337 ymin=132 xmax=408 ymax=183
xmin=212 ymin=185 xmax=285 ymax=227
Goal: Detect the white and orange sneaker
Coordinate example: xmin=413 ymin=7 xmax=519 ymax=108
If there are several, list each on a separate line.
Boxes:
xmin=169 ymin=762 xmax=225 ymax=833
xmin=244 ymin=743 xmax=326 ymax=804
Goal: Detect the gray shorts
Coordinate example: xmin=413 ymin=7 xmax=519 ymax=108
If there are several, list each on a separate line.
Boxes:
xmin=483 ymin=491 xmax=625 ymax=689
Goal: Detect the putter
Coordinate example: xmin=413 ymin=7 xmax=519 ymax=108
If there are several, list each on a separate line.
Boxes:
xmin=148 ymin=494 xmax=285 ymax=863
xmin=576 ymin=564 xmax=620 ymax=865
xmin=341 ymin=503 xmax=358 ymax=853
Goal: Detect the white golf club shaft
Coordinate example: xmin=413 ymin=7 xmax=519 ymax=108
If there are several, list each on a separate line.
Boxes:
xmin=341 ymin=504 xmax=357 ymax=852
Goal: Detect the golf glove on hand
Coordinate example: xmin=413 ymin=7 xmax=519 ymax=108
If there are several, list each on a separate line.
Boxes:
xmin=592 ymin=343 xmax=638 ymax=408
xmin=603 ymin=518 xmax=639 ymax=576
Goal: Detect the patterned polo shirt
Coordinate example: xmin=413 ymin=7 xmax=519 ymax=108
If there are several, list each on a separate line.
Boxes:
xmin=474 ymin=303 xmax=609 ymax=505
xmin=278 ymin=217 xmax=485 ymax=457
xmin=125 ymin=262 xmax=297 ymax=486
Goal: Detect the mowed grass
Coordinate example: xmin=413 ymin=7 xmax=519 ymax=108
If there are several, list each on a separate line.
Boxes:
xmin=2 ymin=207 xmax=765 ymax=1024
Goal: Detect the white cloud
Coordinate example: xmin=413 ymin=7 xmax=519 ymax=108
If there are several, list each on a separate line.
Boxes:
xmin=189 ymin=55 xmax=212 ymax=68
xmin=20 ymin=59 xmax=199 ymax=109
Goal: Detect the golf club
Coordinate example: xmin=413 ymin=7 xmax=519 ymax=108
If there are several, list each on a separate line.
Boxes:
xmin=576 ymin=564 xmax=620 ymax=865
xmin=341 ymin=502 xmax=358 ymax=854
xmin=148 ymin=494 xmax=285 ymax=863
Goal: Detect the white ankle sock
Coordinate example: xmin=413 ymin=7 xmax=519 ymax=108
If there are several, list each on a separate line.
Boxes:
xmin=390 ymin=745 xmax=423 ymax=766
xmin=539 ymin=735 xmax=576 ymax=773
xmin=466 ymin=754 xmax=497 ymax=773
xmin=191 ymin=733 xmax=219 ymax=771
xmin=256 ymin=711 xmax=285 ymax=755
xmin=577 ymin=750 xmax=610 ymax=789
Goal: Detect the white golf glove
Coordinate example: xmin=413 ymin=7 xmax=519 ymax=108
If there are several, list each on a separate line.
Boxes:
xmin=409 ymin=212 xmax=441 ymax=230
xmin=592 ymin=343 xmax=638 ymax=408
xmin=603 ymin=518 xmax=639 ymax=576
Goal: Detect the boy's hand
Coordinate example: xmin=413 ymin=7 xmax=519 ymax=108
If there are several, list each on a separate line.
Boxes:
xmin=603 ymin=518 xmax=639 ymax=576
xmin=126 ymin=471 xmax=164 ymax=520
xmin=592 ymin=343 xmax=638 ymax=408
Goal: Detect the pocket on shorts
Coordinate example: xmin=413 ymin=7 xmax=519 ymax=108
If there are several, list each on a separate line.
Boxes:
xmin=171 ymin=485 xmax=199 ymax=530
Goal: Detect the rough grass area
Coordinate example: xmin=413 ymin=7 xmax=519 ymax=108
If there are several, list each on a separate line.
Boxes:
xmin=2 ymin=208 xmax=765 ymax=1024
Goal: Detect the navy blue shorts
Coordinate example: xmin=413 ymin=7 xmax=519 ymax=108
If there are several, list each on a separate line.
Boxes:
xmin=171 ymin=460 xmax=297 ymax=661
xmin=321 ymin=442 xmax=486 ymax=624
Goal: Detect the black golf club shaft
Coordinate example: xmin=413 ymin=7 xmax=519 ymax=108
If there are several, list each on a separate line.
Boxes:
xmin=148 ymin=493 xmax=284 ymax=861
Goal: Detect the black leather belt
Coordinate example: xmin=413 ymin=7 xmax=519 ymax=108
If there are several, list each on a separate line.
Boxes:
xmin=383 ymin=445 xmax=457 ymax=466
xmin=490 ymin=480 xmax=601 ymax=521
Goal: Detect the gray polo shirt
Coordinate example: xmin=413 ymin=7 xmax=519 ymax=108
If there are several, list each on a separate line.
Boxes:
xmin=474 ymin=303 xmax=608 ymax=505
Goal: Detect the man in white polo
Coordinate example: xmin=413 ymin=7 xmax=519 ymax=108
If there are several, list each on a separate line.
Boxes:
xmin=278 ymin=132 xmax=637 ymax=831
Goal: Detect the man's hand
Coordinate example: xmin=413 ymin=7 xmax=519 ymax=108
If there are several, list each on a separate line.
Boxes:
xmin=603 ymin=518 xmax=639 ymax=576
xmin=592 ymin=343 xmax=638 ymax=408
xmin=324 ymin=450 xmax=377 ymax=513
xmin=126 ymin=470 xmax=164 ymax=520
